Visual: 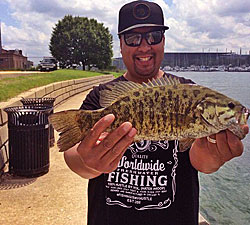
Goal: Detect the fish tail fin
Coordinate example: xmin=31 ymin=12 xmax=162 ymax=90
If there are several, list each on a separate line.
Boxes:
xmin=49 ymin=110 xmax=94 ymax=152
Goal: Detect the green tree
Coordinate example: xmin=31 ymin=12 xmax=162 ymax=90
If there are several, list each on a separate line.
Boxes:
xmin=49 ymin=15 xmax=113 ymax=70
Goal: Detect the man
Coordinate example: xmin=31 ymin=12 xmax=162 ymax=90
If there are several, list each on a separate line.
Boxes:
xmin=64 ymin=1 xmax=249 ymax=225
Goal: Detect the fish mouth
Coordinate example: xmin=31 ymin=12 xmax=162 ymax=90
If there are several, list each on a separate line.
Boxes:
xmin=236 ymin=107 xmax=250 ymax=124
xmin=245 ymin=108 xmax=250 ymax=120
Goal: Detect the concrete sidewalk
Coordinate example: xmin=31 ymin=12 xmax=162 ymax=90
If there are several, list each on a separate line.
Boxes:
xmin=0 ymin=91 xmax=91 ymax=225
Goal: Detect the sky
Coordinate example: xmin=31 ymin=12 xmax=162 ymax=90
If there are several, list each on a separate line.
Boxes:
xmin=0 ymin=0 xmax=250 ymax=65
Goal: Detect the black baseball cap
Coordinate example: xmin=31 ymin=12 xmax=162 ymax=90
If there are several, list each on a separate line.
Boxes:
xmin=118 ymin=0 xmax=169 ymax=35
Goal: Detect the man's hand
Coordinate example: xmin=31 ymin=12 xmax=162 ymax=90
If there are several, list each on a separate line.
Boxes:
xmin=189 ymin=125 xmax=249 ymax=173
xmin=76 ymin=114 xmax=137 ymax=177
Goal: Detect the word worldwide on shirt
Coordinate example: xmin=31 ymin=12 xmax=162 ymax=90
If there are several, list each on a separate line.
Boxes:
xmin=117 ymin=156 xmax=166 ymax=172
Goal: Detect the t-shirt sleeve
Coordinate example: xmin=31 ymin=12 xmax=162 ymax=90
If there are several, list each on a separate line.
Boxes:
xmin=80 ymin=76 xmax=126 ymax=110
xmin=80 ymin=86 xmax=102 ymax=110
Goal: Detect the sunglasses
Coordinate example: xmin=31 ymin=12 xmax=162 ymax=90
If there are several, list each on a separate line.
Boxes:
xmin=123 ymin=30 xmax=164 ymax=47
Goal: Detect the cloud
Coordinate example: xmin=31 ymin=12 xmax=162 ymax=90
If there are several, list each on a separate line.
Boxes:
xmin=2 ymin=0 xmax=128 ymax=64
xmin=163 ymin=0 xmax=250 ymax=53
xmin=215 ymin=0 xmax=250 ymax=16
xmin=1 ymin=0 xmax=250 ymax=65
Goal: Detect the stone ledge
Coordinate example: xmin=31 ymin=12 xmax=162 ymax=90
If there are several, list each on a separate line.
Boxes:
xmin=0 ymin=124 xmax=8 ymax=146
xmin=0 ymin=74 xmax=115 ymax=174
xmin=0 ymin=108 xmax=8 ymax=125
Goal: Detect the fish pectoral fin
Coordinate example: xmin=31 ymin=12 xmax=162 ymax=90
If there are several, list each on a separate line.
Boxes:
xmin=179 ymin=138 xmax=195 ymax=152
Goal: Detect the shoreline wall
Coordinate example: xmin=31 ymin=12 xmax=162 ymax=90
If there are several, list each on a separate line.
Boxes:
xmin=0 ymin=74 xmax=114 ymax=174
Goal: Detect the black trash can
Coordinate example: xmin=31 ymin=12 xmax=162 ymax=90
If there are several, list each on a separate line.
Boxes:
xmin=21 ymin=98 xmax=55 ymax=147
xmin=4 ymin=105 xmax=52 ymax=177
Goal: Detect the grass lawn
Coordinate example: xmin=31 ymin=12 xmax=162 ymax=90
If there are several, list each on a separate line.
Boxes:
xmin=0 ymin=69 xmax=123 ymax=102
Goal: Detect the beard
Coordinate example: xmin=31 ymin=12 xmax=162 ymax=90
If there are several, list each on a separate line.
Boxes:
xmin=133 ymin=54 xmax=157 ymax=77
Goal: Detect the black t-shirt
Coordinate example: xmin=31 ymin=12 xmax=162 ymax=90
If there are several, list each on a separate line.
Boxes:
xmin=80 ymin=73 xmax=199 ymax=225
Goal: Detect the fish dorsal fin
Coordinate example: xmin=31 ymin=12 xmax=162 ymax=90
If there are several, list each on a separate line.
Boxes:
xmin=142 ymin=76 xmax=180 ymax=87
xmin=99 ymin=76 xmax=181 ymax=108
xmin=99 ymin=81 xmax=143 ymax=108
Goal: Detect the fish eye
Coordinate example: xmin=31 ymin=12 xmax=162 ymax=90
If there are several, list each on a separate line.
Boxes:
xmin=228 ymin=102 xmax=235 ymax=109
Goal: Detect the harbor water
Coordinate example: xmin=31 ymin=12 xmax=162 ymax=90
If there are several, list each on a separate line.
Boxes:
xmin=172 ymin=72 xmax=250 ymax=225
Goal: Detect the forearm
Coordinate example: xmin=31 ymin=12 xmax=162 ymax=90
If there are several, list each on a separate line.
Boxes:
xmin=64 ymin=144 xmax=102 ymax=179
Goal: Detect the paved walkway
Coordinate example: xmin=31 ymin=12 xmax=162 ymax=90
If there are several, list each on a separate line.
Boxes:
xmin=0 ymin=91 xmax=91 ymax=225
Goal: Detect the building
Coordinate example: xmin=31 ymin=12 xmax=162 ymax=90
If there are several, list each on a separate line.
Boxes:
xmin=0 ymin=23 xmax=33 ymax=70
xmin=0 ymin=49 xmax=34 ymax=70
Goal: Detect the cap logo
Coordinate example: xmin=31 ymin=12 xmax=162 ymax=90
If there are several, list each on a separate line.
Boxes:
xmin=133 ymin=3 xmax=151 ymax=20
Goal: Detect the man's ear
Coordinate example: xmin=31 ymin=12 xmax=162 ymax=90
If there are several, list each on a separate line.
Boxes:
xmin=120 ymin=36 xmax=123 ymax=49
xmin=120 ymin=36 xmax=123 ymax=53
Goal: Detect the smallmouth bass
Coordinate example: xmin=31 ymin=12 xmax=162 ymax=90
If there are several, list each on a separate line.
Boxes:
xmin=49 ymin=76 xmax=249 ymax=152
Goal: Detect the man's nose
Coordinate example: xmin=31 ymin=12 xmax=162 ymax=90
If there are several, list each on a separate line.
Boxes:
xmin=138 ymin=37 xmax=151 ymax=51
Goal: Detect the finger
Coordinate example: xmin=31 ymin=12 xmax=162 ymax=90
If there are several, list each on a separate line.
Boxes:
xmin=206 ymin=134 xmax=218 ymax=151
xmin=207 ymin=134 xmax=216 ymax=144
xmin=193 ymin=137 xmax=207 ymax=150
xmin=205 ymin=134 xmax=224 ymax=163
xmin=226 ymin=130 xmax=244 ymax=157
xmin=99 ymin=132 xmax=109 ymax=141
xmin=90 ymin=127 xmax=136 ymax=174
xmin=104 ymin=128 xmax=137 ymax=173
xmin=96 ymin=132 xmax=109 ymax=145
xmin=108 ymin=146 xmax=131 ymax=173
xmin=98 ymin=122 xmax=133 ymax=156
xmin=216 ymin=131 xmax=234 ymax=162
xmin=103 ymin=128 xmax=137 ymax=161
xmin=241 ymin=124 xmax=249 ymax=135
xmin=78 ymin=114 xmax=115 ymax=153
